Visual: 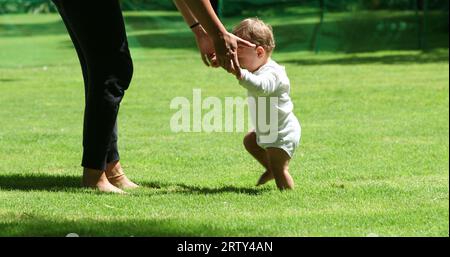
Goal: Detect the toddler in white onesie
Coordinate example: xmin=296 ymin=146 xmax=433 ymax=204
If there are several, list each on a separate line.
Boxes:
xmin=232 ymin=18 xmax=301 ymax=190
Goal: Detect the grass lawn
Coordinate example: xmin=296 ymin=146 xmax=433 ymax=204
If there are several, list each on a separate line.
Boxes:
xmin=0 ymin=8 xmax=448 ymax=236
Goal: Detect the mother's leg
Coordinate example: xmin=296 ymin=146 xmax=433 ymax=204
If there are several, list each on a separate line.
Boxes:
xmin=54 ymin=0 xmax=134 ymax=192
xmin=105 ymin=125 xmax=139 ymax=190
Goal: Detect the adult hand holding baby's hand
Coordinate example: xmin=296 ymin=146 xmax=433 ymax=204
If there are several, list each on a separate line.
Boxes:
xmin=193 ymin=25 xmax=254 ymax=76
xmin=213 ymin=32 xmax=254 ymax=75
xmin=193 ymin=25 xmax=219 ymax=67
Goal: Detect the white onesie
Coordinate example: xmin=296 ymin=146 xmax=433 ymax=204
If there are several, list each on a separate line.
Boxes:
xmin=239 ymin=59 xmax=301 ymax=158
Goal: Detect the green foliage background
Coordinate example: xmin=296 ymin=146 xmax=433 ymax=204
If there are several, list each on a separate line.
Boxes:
xmin=0 ymin=0 xmax=448 ymax=14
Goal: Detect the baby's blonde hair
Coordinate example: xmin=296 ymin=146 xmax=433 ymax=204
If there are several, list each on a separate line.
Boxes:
xmin=232 ymin=18 xmax=276 ymax=54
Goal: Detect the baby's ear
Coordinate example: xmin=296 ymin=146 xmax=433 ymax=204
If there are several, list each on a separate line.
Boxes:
xmin=256 ymin=46 xmax=266 ymax=58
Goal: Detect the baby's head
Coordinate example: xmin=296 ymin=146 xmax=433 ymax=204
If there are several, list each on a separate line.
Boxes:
xmin=233 ymin=18 xmax=275 ymax=72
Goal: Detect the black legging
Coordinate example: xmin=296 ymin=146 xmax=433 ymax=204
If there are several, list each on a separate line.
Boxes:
xmin=53 ymin=0 xmax=133 ymax=171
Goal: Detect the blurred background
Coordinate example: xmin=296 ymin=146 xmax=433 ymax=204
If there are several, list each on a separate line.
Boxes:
xmin=0 ymin=0 xmax=448 ymax=53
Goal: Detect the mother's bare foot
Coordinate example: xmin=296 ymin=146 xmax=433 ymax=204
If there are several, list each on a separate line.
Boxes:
xmin=83 ymin=168 xmax=125 ymax=194
xmin=106 ymin=161 xmax=139 ymax=190
xmin=256 ymin=170 xmax=274 ymax=186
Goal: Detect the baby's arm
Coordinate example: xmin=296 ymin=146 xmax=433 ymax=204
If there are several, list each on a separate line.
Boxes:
xmin=238 ymin=69 xmax=279 ymax=95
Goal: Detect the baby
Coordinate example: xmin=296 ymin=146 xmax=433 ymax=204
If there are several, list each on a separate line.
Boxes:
xmin=232 ymin=18 xmax=301 ymax=190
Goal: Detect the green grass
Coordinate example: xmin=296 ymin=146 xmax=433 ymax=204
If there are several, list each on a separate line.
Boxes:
xmin=0 ymin=9 xmax=448 ymax=237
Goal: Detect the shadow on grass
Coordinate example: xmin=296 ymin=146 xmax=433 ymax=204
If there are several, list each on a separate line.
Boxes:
xmin=0 ymin=174 xmax=82 ymax=191
xmin=140 ymin=181 xmax=270 ymax=196
xmin=0 ymin=12 xmax=184 ymax=38
xmin=0 ymin=216 xmax=237 ymax=236
xmin=0 ymin=78 xmax=21 ymax=83
xmin=0 ymin=174 xmax=269 ymax=195
xmin=281 ymin=50 xmax=449 ymax=65
xmin=0 ymin=20 xmax=65 ymax=37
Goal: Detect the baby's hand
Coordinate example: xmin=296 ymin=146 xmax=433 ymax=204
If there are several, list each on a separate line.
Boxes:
xmin=230 ymin=56 xmax=243 ymax=80
xmin=231 ymin=66 xmax=242 ymax=80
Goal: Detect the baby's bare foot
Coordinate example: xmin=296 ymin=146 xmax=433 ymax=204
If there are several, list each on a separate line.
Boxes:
xmin=106 ymin=161 xmax=139 ymax=190
xmin=83 ymin=168 xmax=125 ymax=194
xmin=256 ymin=170 xmax=274 ymax=186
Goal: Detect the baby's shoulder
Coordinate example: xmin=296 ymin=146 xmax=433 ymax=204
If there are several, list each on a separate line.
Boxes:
xmin=260 ymin=60 xmax=290 ymax=86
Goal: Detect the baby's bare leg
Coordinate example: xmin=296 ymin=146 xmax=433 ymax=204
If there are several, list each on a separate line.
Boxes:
xmin=243 ymin=132 xmax=268 ymax=168
xmin=243 ymin=132 xmax=274 ymax=185
xmin=266 ymin=148 xmax=294 ymax=190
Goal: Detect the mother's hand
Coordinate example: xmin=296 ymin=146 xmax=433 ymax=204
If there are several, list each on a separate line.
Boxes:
xmin=193 ymin=25 xmax=219 ymax=67
xmin=176 ymin=0 xmax=255 ymax=72
xmin=213 ymin=32 xmax=255 ymax=73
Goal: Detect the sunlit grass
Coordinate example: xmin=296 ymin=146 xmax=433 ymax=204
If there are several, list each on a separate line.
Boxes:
xmin=0 ymin=10 xmax=448 ymax=236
